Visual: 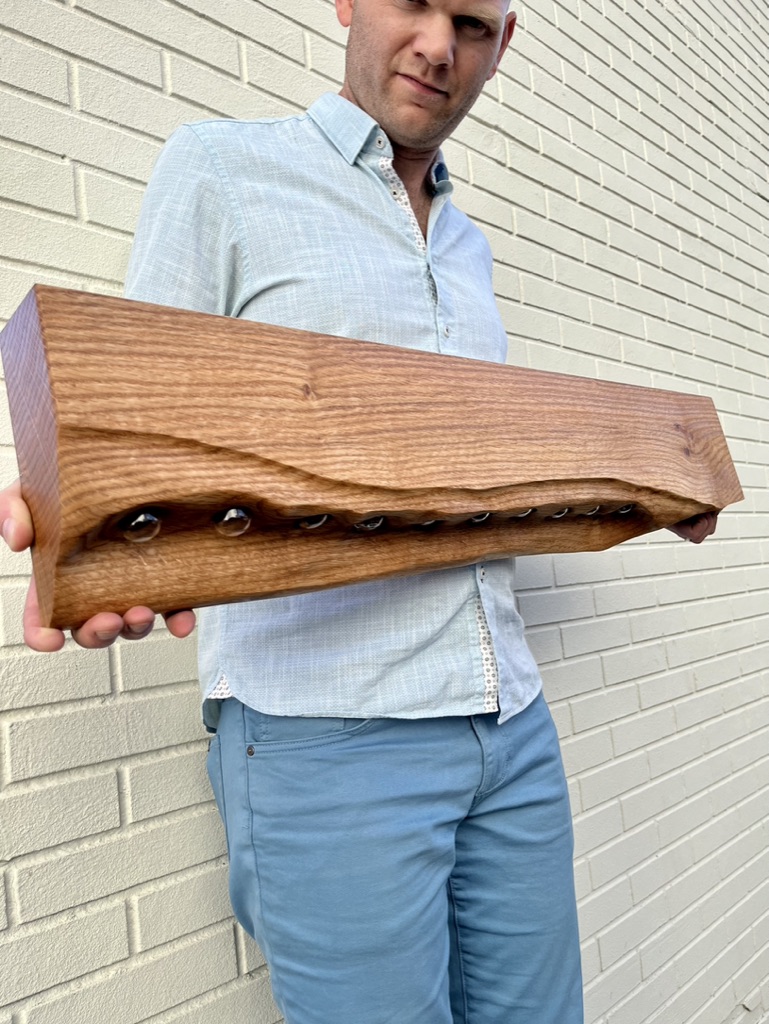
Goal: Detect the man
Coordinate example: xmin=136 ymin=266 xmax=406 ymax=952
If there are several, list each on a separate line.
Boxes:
xmin=0 ymin=2 xmax=717 ymax=1021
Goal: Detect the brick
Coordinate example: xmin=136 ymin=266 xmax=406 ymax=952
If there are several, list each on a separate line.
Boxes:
xmin=593 ymin=581 xmax=657 ymax=618
xmin=455 ymin=108 xmax=507 ymax=166
xmin=25 ymin=925 xmax=238 ymax=1024
xmin=524 ymin=268 xmax=593 ymax=319
xmin=1 ymin=2 xmax=161 ymax=85
xmin=0 ymin=142 xmax=76 ymax=217
xmin=0 ymin=90 xmax=161 ymax=181
xmin=572 ymin=800 xmax=623 ymax=859
xmin=561 ymin=615 xmax=632 ymax=659
xmin=15 ymin=804 xmax=225 ymax=921
xmin=492 ymin=263 xmax=521 ymax=304
xmin=602 ymin=644 xmax=667 ymax=687
xmin=553 ymin=550 xmax=624 ymax=587
xmin=540 ymin=654 xmax=603 ymax=702
xmin=116 ymin=631 xmax=198 ymax=691
xmin=637 ymin=666 xmax=694 ymax=709
xmin=532 ymin=65 xmax=593 ymax=132
xmin=77 ymin=0 xmax=238 ymax=75
xmin=6 ymin=686 xmax=205 ymax=781
xmin=244 ymin=43 xmax=327 ymax=112
xmin=0 ymin=904 xmax=128 ymax=1005
xmin=178 ymin=0 xmax=305 ymax=62
xmin=513 ymin=554 xmax=554 ymax=590
xmin=0 ymin=580 xmax=31 ymax=646
xmin=692 ymin=651 xmax=743 ymax=691
xmin=608 ymin=957 xmax=680 ymax=1024
xmin=136 ymin=861 xmax=230 ymax=949
xmin=168 ymin=54 xmax=290 ymax=121
xmin=560 ymin=318 xmax=622 ymax=360
xmin=0 ymin=32 xmax=69 ymax=103
xmin=571 ymin=682 xmax=639 ymax=733
xmin=630 ymin=835 xmax=693 ymax=905
xmin=561 ymin=727 xmax=614 ymax=777
xmin=0 ymin=772 xmax=119 ymax=859
xmin=304 ymin=29 xmax=344 ymax=87
xmin=729 ymin=727 xmax=769 ymax=774
xmin=0 ymin=264 xmax=102 ymax=325
xmin=517 ymin=32 xmax=563 ymax=85
xmin=583 ymin=953 xmax=642 ymax=1023
xmin=452 ymin=181 xmax=514 ymax=233
xmin=148 ymin=973 xmax=281 ymax=1024
xmin=657 ymin=786 xmax=715 ymax=847
xmin=0 ymin=204 xmax=131 ymax=282
xmin=508 ymin=87 xmax=570 ymax=142
xmin=579 ymin=750 xmax=650 ymax=810
xmin=504 ymin=304 xmax=560 ymax=345
xmin=524 ymin=625 xmax=563 ymax=665
xmin=78 ymin=65 xmax=205 ymax=140
xmin=128 ymin=746 xmax=211 ymax=822
xmin=598 ymin=887 xmax=669 ymax=969
xmin=611 ymin=704 xmax=676 ymax=756
xmin=517 ymin=586 xmax=594 ymax=627
xmin=578 ymin=874 xmax=634 ymax=938
xmin=554 ymin=255 xmax=615 ymax=302
xmin=581 ymin=238 xmax=634 ymax=288
xmin=647 ymin=728 xmax=705 ymax=778
xmin=516 ymin=209 xmax=582 ymax=260
xmin=81 ymin=168 xmax=144 ymax=233
xmin=530 ymin=342 xmax=598 ymax=379
xmin=590 ymin=297 xmax=646 ymax=340
xmin=0 ymin=644 xmax=111 ymax=711
xmin=616 ymin=283 xmax=669 ymax=325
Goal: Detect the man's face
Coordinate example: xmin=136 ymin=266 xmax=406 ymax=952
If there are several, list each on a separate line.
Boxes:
xmin=336 ymin=0 xmax=515 ymax=153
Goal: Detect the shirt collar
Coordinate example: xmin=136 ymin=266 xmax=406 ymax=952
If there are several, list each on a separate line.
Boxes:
xmin=308 ymin=92 xmax=450 ymax=186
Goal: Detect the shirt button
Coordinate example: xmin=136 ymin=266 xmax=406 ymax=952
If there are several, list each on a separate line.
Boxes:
xmin=391 ymin=187 xmax=399 ymax=198
xmin=443 ymin=325 xmax=451 ymax=337
xmin=375 ymin=135 xmax=385 ymax=148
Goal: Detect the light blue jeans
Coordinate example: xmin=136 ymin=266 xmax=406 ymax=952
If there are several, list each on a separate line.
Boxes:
xmin=207 ymin=692 xmax=583 ymax=1024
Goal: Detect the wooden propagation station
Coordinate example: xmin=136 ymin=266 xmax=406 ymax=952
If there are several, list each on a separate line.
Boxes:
xmin=0 ymin=286 xmax=743 ymax=630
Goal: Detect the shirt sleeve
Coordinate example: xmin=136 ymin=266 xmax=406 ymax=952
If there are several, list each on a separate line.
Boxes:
xmin=124 ymin=124 xmax=246 ymax=317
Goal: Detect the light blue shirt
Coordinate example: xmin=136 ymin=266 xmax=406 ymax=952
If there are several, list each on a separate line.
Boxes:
xmin=124 ymin=92 xmax=542 ymax=727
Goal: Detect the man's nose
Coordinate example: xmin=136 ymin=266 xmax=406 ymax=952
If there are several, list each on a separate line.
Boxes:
xmin=413 ymin=15 xmax=456 ymax=67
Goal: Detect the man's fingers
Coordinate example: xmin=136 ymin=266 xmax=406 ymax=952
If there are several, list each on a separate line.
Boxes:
xmin=667 ymin=511 xmax=719 ymax=544
xmin=22 ymin=578 xmax=66 ymax=652
xmin=0 ymin=479 xmax=34 ymax=552
xmin=164 ymin=609 xmax=197 ymax=638
xmin=71 ymin=607 xmax=156 ymax=648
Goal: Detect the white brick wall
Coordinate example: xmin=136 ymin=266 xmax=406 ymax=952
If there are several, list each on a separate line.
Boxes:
xmin=0 ymin=1 xmax=766 ymax=1022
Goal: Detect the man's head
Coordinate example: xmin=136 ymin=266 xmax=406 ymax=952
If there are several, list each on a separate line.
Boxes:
xmin=336 ymin=0 xmax=515 ymax=156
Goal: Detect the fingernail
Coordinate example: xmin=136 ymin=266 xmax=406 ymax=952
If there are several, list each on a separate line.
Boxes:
xmin=95 ymin=630 xmax=120 ymax=641
xmin=127 ymin=625 xmax=150 ymax=637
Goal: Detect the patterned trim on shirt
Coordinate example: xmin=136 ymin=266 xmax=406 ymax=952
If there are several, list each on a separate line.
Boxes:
xmin=209 ymin=674 xmax=233 ymax=700
xmin=476 ymin=597 xmax=500 ymax=712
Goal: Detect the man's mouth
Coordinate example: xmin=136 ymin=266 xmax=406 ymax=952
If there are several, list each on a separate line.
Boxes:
xmin=398 ymin=73 xmax=449 ymax=97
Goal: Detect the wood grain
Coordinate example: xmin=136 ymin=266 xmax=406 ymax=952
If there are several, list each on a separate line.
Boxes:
xmin=0 ymin=286 xmax=743 ymax=629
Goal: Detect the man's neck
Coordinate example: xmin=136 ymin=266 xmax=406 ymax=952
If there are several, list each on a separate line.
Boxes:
xmin=392 ymin=145 xmax=439 ymax=237
xmin=392 ymin=145 xmax=438 ymax=199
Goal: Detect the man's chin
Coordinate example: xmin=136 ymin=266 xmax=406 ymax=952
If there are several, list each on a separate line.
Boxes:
xmin=381 ymin=110 xmax=454 ymax=152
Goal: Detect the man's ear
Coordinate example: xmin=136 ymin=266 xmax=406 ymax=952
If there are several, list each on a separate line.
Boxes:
xmin=335 ymin=0 xmax=354 ymax=29
xmin=487 ymin=10 xmax=516 ymax=80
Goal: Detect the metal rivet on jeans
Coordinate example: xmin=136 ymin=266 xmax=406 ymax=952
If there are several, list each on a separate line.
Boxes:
xmin=246 ymin=745 xmax=255 ymax=756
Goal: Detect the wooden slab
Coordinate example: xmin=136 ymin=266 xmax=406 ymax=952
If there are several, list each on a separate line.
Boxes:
xmin=0 ymin=286 xmax=743 ymax=629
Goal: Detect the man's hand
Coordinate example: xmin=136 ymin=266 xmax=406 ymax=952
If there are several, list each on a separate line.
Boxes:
xmin=1 ymin=479 xmax=196 ymax=651
xmin=666 ymin=510 xmax=719 ymax=544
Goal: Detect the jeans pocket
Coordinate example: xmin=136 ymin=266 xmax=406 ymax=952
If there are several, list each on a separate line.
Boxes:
xmin=242 ymin=705 xmax=373 ymax=746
